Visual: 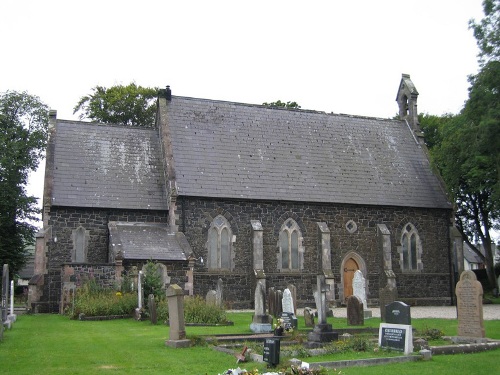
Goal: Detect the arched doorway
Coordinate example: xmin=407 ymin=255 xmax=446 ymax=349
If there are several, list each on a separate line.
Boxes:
xmin=340 ymin=252 xmax=367 ymax=303
xmin=343 ymin=258 xmax=359 ymax=300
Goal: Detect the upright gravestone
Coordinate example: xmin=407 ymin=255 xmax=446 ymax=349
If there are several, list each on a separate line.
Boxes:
xmin=215 ymin=278 xmax=224 ymax=308
xmin=307 ymin=275 xmax=338 ymax=347
xmin=304 ymin=307 xmax=315 ymax=327
xmin=148 ymin=294 xmax=157 ymax=324
xmin=379 ymin=272 xmax=397 ymax=322
xmin=8 ymin=280 xmax=16 ymax=323
xmin=2 ymin=264 xmax=9 ymax=324
xmin=165 ymin=284 xmax=191 ymax=348
xmin=268 ymin=287 xmax=277 ymax=317
xmin=282 ymin=288 xmax=294 ymax=314
xmin=250 ymin=281 xmax=272 ymax=333
xmin=346 ymin=295 xmax=364 ymax=326
xmin=378 ymin=301 xmax=413 ymax=355
xmin=352 ymin=270 xmax=372 ymax=318
xmin=286 ymin=284 xmax=297 ymax=315
xmin=456 ymin=270 xmax=485 ymax=338
xmin=206 ymin=290 xmax=217 ymax=305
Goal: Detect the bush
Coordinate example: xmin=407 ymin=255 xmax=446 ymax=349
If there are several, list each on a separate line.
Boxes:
xmin=418 ymin=326 xmax=444 ymax=340
xmin=156 ymin=295 xmax=228 ymax=325
xmin=67 ymin=279 xmax=137 ymax=319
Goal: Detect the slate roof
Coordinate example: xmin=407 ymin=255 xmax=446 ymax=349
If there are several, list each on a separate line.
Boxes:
xmin=165 ymin=96 xmax=451 ymax=209
xmin=108 ymin=222 xmax=190 ymax=261
xmin=51 ymin=121 xmax=167 ymax=210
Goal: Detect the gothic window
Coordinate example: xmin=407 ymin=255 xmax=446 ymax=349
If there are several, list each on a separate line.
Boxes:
xmin=207 ymin=215 xmax=233 ymax=270
xmin=279 ymin=219 xmax=302 ymax=270
xmin=72 ymin=226 xmax=88 ymax=263
xmin=400 ymin=223 xmax=422 ymax=271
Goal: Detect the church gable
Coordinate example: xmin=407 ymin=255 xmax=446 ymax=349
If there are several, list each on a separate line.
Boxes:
xmin=160 ymin=95 xmax=450 ymax=209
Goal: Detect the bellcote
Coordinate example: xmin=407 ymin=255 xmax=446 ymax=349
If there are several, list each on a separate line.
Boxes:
xmin=396 ymin=74 xmax=420 ymax=131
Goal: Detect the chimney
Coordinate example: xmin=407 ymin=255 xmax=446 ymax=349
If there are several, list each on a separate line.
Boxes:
xmin=158 ymin=85 xmax=172 ymax=101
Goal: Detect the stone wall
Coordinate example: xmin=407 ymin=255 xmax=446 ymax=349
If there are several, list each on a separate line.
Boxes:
xmin=179 ymin=197 xmax=453 ymax=308
xmin=40 ymin=207 xmax=169 ymax=312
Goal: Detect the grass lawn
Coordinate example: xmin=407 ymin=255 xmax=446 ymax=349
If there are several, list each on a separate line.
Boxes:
xmin=0 ymin=313 xmax=499 ymax=374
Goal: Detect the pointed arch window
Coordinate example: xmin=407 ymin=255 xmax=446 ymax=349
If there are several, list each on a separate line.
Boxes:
xmin=279 ymin=219 xmax=302 ymax=270
xmin=208 ymin=215 xmax=233 ymax=270
xmin=400 ymin=223 xmax=422 ymax=271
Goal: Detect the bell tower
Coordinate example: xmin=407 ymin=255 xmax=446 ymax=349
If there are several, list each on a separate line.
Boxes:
xmin=396 ymin=74 xmax=419 ymax=131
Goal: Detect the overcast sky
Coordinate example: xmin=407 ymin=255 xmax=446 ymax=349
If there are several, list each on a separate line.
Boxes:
xmin=0 ymin=0 xmax=486 ymax=223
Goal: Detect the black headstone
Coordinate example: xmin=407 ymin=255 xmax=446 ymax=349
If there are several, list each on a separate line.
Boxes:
xmin=380 ymin=326 xmax=407 ymax=352
xmin=385 ymin=301 xmax=411 ymax=325
xmin=279 ymin=311 xmax=298 ymax=329
xmin=263 ymin=337 xmax=280 ymax=366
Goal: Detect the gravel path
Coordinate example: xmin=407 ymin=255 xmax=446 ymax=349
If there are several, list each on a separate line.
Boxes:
xmin=323 ymin=305 xmax=500 ymax=320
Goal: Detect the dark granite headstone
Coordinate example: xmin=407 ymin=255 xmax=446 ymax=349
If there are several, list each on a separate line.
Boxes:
xmin=279 ymin=311 xmax=298 ymax=329
xmin=347 ymin=295 xmax=364 ymax=326
xmin=380 ymin=325 xmax=407 ymax=351
xmin=385 ymin=301 xmax=411 ymax=325
xmin=263 ymin=337 xmax=280 ymax=367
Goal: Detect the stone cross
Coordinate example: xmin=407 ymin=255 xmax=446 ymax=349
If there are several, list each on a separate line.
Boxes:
xmin=215 ymin=278 xmax=223 ymax=307
xmin=456 ymin=270 xmax=485 ymax=338
xmin=314 ymin=275 xmax=329 ymax=325
xmin=165 ymin=284 xmax=191 ymax=348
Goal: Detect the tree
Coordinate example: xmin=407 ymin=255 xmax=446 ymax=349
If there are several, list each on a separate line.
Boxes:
xmin=0 ymin=91 xmax=48 ymax=278
xmin=73 ymin=83 xmax=158 ymax=127
xmin=263 ymin=100 xmax=301 ymax=109
xmin=469 ymin=0 xmax=500 ymax=66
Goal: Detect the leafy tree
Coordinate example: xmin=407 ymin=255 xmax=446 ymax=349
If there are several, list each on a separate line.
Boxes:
xmin=73 ymin=83 xmax=158 ymax=127
xmin=0 ymin=91 xmax=48 ymax=278
xmin=143 ymin=260 xmax=164 ymax=301
xmin=469 ymin=0 xmax=500 ymax=66
xmin=263 ymin=100 xmax=301 ymax=109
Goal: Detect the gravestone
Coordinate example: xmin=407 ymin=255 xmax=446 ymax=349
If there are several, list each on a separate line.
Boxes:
xmin=2 ymin=264 xmax=9 ymax=324
xmin=352 ymin=270 xmax=372 ymax=318
xmin=379 ymin=301 xmax=413 ymax=354
xmin=307 ymin=275 xmax=338 ymax=347
xmin=250 ymin=281 xmax=272 ymax=333
xmin=215 ymin=278 xmax=224 ymax=307
xmin=206 ymin=290 xmax=217 ymax=305
xmin=379 ymin=276 xmax=397 ymax=322
xmin=267 ymin=287 xmax=277 ymax=317
xmin=165 ymin=284 xmax=191 ymax=348
xmin=385 ymin=301 xmax=411 ymax=325
xmin=148 ymin=294 xmax=157 ymax=324
xmin=456 ymin=270 xmax=485 ymax=338
xmin=263 ymin=337 xmax=280 ymax=367
xmin=346 ymin=295 xmax=364 ymax=326
xmin=286 ymin=284 xmax=297 ymax=315
xmin=282 ymin=288 xmax=294 ymax=314
xmin=8 ymin=280 xmax=16 ymax=323
xmin=279 ymin=311 xmax=298 ymax=330
xmin=304 ymin=307 xmax=315 ymax=327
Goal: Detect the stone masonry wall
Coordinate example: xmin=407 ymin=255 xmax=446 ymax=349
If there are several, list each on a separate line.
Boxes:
xmin=179 ymin=197 xmax=453 ymax=308
xmin=42 ymin=207 xmax=169 ymax=312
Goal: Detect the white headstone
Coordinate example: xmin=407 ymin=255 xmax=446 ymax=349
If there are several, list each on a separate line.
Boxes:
xmin=352 ymin=270 xmax=367 ymax=310
xmin=137 ymin=271 xmax=143 ymax=309
xmin=282 ymin=288 xmax=294 ymax=314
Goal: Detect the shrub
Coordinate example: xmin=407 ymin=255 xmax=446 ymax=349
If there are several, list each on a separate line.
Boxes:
xmin=67 ymin=279 xmax=137 ymax=319
xmin=156 ymin=295 xmax=228 ymax=325
xmin=418 ymin=326 xmax=445 ymax=340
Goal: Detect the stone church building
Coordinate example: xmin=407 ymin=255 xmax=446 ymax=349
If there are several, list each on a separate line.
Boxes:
xmin=29 ymin=75 xmax=459 ymax=313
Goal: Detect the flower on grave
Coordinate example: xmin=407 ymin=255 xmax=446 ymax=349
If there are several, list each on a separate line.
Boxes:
xmin=273 ymin=318 xmax=293 ymax=333
xmin=115 ymin=292 xmax=122 ymax=297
